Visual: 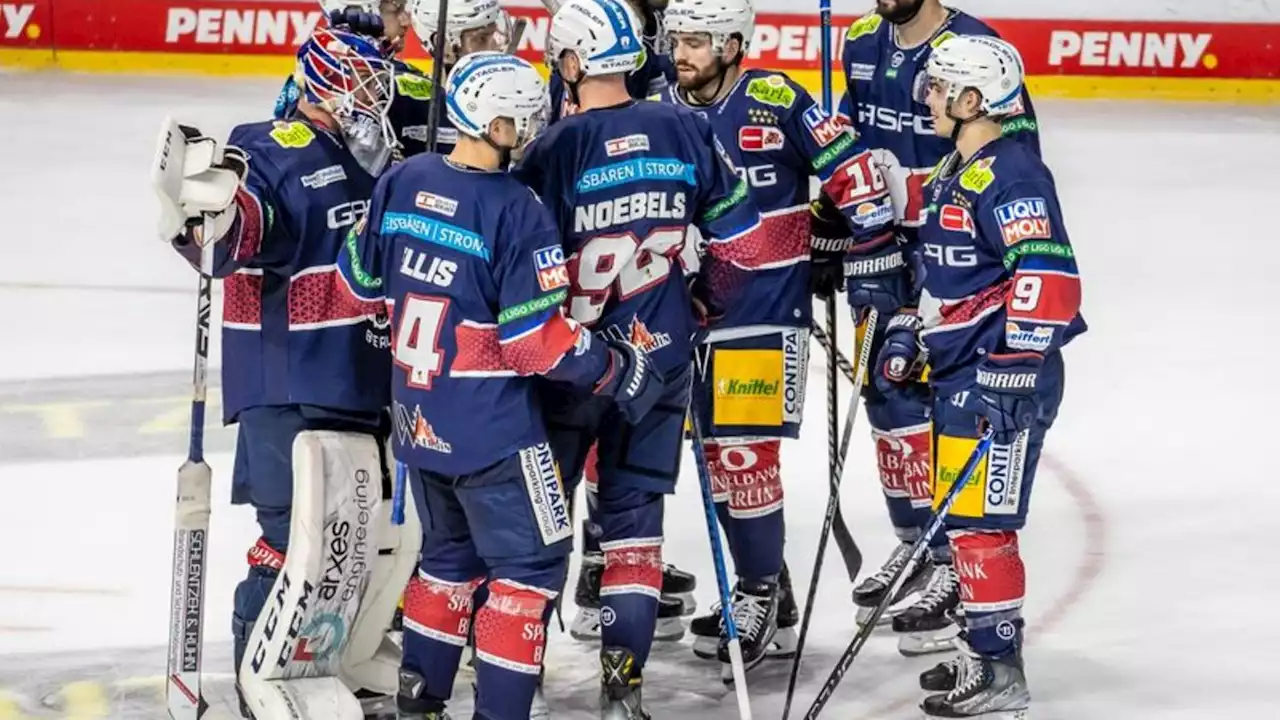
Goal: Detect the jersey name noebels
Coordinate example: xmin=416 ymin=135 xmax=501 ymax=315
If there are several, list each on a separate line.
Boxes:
xmin=573 ymin=191 xmax=687 ymax=232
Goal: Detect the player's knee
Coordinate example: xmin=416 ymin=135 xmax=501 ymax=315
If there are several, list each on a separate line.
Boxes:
xmin=402 ymin=571 xmax=484 ymax=647
xmin=473 ymin=578 xmax=556 ymax=674
xmin=595 ymin=488 xmax=663 ymax=539
xmin=948 ymin=529 xmax=1025 ymax=613
xmin=709 ymin=438 xmax=783 ymax=519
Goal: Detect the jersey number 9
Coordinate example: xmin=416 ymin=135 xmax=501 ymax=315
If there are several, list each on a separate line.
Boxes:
xmin=569 ymin=228 xmax=686 ymax=324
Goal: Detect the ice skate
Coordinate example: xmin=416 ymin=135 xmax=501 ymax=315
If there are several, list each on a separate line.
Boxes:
xmin=852 ymin=541 xmax=931 ymax=626
xmin=571 ymin=553 xmax=687 ymax=641
xmin=920 ymin=647 xmax=1030 ymax=719
xmin=718 ymin=580 xmax=778 ymax=682
xmin=893 ymin=561 xmax=961 ymax=656
xmin=600 ymin=646 xmax=650 ymax=720
xmin=396 ymin=669 xmax=451 ymax=720
xmin=693 ymin=565 xmax=797 ymax=660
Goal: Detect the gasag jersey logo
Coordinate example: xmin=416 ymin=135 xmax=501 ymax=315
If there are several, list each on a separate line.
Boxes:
xmin=994 ymin=198 xmax=1050 ymax=246
xmin=738 ymin=126 xmax=785 ymax=152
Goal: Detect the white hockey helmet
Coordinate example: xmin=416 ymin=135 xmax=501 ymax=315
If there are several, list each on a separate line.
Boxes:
xmin=446 ymin=51 xmax=548 ymax=146
xmin=408 ymin=0 xmax=509 ymax=62
xmin=664 ymin=0 xmax=755 ymax=57
xmin=926 ymin=35 xmax=1026 ymax=117
xmin=547 ymin=0 xmax=646 ymax=77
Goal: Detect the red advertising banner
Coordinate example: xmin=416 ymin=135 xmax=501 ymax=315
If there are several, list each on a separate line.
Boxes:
xmin=2 ymin=0 xmax=1278 ymax=82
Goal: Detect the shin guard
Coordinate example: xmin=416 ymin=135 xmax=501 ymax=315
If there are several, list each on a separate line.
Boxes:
xmin=707 ymin=437 xmax=784 ymax=582
xmin=950 ymin=530 xmax=1026 ymax=657
xmin=473 ymin=579 xmax=556 ymax=720
xmin=401 ymin=571 xmax=483 ymax=703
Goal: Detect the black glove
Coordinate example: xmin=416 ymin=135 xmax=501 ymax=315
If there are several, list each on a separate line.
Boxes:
xmin=328 ymin=8 xmax=385 ymax=39
xmin=594 ymin=340 xmax=667 ymax=425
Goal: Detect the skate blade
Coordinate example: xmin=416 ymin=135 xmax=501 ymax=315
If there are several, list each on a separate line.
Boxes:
xmin=922 ymin=707 xmax=1028 ymax=719
xmin=855 ymin=591 xmax=922 ymax=627
xmin=692 ymin=635 xmax=718 ymax=660
xmin=667 ymin=591 xmax=697 ymax=616
xmin=569 ymin=608 xmax=685 ymax=642
xmin=720 ymin=652 xmax=768 ymax=684
xmin=898 ymin=625 xmax=961 ymax=657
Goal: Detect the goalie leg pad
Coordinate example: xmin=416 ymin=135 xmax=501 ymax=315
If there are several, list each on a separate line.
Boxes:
xmin=238 ymin=429 xmax=383 ymax=720
xmin=339 ymin=442 xmax=423 ymax=697
xmin=707 ymin=437 xmax=784 ymax=582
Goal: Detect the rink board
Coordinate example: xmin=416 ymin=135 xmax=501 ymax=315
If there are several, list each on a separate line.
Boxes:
xmin=1 ymin=0 xmax=1279 ymax=103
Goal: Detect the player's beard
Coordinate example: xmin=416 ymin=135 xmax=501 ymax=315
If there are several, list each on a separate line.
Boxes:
xmin=676 ymin=59 xmax=726 ymax=103
xmin=876 ymin=0 xmax=926 ymax=24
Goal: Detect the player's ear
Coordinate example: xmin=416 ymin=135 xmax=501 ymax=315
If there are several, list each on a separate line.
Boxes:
xmin=724 ymin=35 xmax=742 ymax=63
xmin=561 ymin=51 xmax=581 ymax=81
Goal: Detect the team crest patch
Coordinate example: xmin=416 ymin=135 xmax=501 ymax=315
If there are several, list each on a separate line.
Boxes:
xmin=533 ymin=245 xmax=569 ymax=291
xmin=605 ymin=134 xmax=650 ymax=157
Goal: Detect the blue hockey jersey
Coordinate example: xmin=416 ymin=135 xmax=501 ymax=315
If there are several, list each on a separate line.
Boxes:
xmin=837 ymin=10 xmax=1040 ymax=230
xmin=170 ymin=118 xmax=390 ymax=422
xmin=337 ymin=153 xmax=610 ymax=475
xmin=916 ymin=137 xmax=1085 ymax=397
xmin=658 ymin=69 xmax=895 ymax=331
xmin=513 ymin=100 xmax=767 ymax=374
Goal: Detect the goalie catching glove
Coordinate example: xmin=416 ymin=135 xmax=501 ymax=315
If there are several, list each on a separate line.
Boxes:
xmin=150 ymin=117 xmax=248 ymax=247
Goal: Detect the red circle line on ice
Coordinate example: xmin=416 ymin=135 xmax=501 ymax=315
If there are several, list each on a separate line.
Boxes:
xmin=853 ymin=450 xmax=1107 ymax=719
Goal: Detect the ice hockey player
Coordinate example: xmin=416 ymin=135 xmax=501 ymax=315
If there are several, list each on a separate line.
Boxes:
xmin=878 ymin=35 xmax=1084 ymax=718
xmin=819 ymin=0 xmax=1042 ymax=658
xmin=152 ymin=27 xmax=421 ymax=719
xmin=656 ymin=0 xmax=895 ymax=679
xmin=513 ymin=0 xmax=770 ymax=715
xmin=336 ymin=50 xmax=666 ymax=720
xmin=544 ymin=0 xmax=675 ymax=122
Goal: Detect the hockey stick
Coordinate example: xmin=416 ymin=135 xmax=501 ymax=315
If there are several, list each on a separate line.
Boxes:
xmin=165 ymin=273 xmax=214 ymax=720
xmin=780 ymin=308 xmax=876 ymax=720
xmin=802 ymin=427 xmax=995 ymax=720
xmin=688 ymin=368 xmax=753 ymax=720
xmin=808 ymin=322 xmax=861 ymax=583
xmin=504 ymin=16 xmax=529 ymax=55
xmin=424 ymin=0 xmax=452 ymax=154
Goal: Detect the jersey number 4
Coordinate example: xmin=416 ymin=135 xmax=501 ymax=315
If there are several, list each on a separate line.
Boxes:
xmin=569 ymin=228 xmax=685 ymax=324
xmin=393 ymin=294 xmax=448 ymax=389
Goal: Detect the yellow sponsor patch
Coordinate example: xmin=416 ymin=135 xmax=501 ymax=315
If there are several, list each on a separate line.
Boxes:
xmin=396 ymin=73 xmax=433 ymax=100
xmin=269 ymin=120 xmax=315 ymax=149
xmin=933 ymin=433 xmax=988 ymax=518
xmin=713 ymin=348 xmax=783 ymax=427
xmin=845 ymin=12 xmax=883 ymax=43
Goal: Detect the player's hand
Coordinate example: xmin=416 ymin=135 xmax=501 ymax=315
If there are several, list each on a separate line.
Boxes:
xmin=150 ymin=118 xmax=248 ymax=245
xmin=810 ymin=249 xmax=843 ymax=300
xmin=327 ymin=8 xmax=386 ymax=40
xmin=845 ymin=233 xmax=911 ymax=316
xmin=873 ymin=312 xmax=925 ymax=394
xmin=595 ymin=340 xmax=667 ymax=425
xmin=970 ymin=352 xmax=1042 ymax=444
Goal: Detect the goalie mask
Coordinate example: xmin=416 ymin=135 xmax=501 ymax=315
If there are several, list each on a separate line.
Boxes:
xmin=295 ymin=27 xmax=398 ymax=175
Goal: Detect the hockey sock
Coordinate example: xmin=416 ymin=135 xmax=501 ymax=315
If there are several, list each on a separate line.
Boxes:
xmin=401 ymin=571 xmax=483 ymax=702
xmin=710 ymin=438 xmax=784 ymax=581
xmin=949 ymin=530 xmax=1025 ymax=657
xmin=597 ymin=490 xmax=665 ymax=668
xmin=473 ymin=578 xmax=556 ymax=720
xmin=871 ymin=423 xmax=937 ymax=545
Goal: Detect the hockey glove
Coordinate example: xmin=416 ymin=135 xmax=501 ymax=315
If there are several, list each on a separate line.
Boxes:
xmin=327 ymin=8 xmax=386 ymax=42
xmin=972 ymin=352 xmax=1042 ymax=444
xmin=845 ymin=233 xmax=912 ymax=316
xmin=150 ymin=118 xmax=248 ymax=246
xmin=872 ymin=312 xmax=926 ymax=394
xmin=596 ymin=340 xmax=667 ymax=425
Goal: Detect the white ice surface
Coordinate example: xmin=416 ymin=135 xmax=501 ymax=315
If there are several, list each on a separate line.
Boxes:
xmin=1 ymin=72 xmax=1279 ymax=717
